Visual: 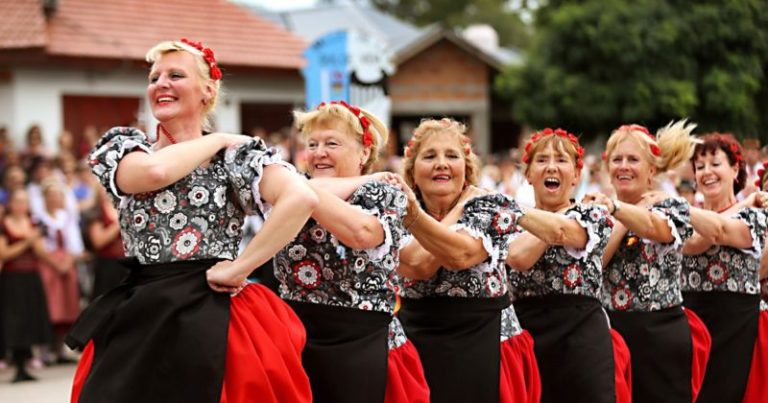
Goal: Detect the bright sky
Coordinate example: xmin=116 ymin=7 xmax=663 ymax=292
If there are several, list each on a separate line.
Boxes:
xmin=234 ymin=0 xmax=318 ymax=11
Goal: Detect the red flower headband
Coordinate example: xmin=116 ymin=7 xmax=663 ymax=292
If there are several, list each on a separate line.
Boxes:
xmin=403 ymin=119 xmax=471 ymax=158
xmin=617 ymin=124 xmax=661 ymax=157
xmin=317 ymin=101 xmax=373 ymax=147
xmin=180 ymin=38 xmax=222 ymax=81
xmin=522 ymin=128 xmax=585 ymax=170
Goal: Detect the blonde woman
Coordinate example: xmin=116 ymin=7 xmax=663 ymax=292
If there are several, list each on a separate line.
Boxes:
xmin=588 ymin=122 xmax=712 ymax=402
xmin=68 ymin=39 xmax=316 ymax=403
xmin=395 ymin=118 xmax=540 ymax=403
xmin=273 ymin=101 xmax=429 ymax=403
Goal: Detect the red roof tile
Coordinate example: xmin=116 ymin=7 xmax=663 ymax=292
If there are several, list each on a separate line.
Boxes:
xmin=0 ymin=0 xmax=47 ymax=49
xmin=2 ymin=0 xmax=306 ymax=69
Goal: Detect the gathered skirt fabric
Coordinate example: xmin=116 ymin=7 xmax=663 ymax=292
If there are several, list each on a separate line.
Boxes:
xmin=742 ymin=307 xmax=768 ymax=403
xmin=0 ymin=271 xmax=53 ymax=348
xmin=682 ymin=291 xmax=759 ymax=402
xmin=499 ymin=330 xmax=541 ymax=403
xmin=515 ymin=295 xmax=617 ymax=403
xmin=608 ymin=305 xmax=711 ymax=403
xmin=611 ymin=329 xmax=633 ymax=403
xmin=69 ymin=259 xmax=311 ymax=403
xmin=399 ymin=295 xmax=513 ymax=403
xmin=384 ymin=338 xmax=431 ymax=403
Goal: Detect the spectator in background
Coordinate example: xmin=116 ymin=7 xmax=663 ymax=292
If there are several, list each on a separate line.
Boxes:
xmin=677 ymin=179 xmax=698 ymax=207
xmin=77 ymin=125 xmax=100 ymax=159
xmin=37 ymin=179 xmax=84 ymax=364
xmin=83 ymin=187 xmax=126 ymax=300
xmin=741 ymin=138 xmax=762 ymax=198
xmin=0 ymin=165 xmax=27 ymax=207
xmin=57 ymin=130 xmax=75 ymax=155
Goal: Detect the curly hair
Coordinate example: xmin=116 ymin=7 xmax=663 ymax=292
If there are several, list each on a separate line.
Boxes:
xmin=293 ymin=103 xmax=388 ymax=174
xmin=402 ymin=118 xmax=479 ymax=192
xmin=692 ymin=133 xmax=747 ymax=195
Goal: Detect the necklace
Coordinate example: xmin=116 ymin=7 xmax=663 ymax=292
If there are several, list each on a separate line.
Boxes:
xmin=157 ymin=123 xmax=177 ymax=145
xmin=715 ymin=200 xmax=736 ymax=213
xmin=425 ymin=196 xmax=461 ymax=221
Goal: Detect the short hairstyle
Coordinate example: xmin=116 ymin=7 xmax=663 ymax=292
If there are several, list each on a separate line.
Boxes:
xmin=692 ymin=133 xmax=747 ymax=194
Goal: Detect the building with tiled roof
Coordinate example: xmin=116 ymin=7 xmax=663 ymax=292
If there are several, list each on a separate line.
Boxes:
xmin=0 ymin=0 xmax=307 ymax=149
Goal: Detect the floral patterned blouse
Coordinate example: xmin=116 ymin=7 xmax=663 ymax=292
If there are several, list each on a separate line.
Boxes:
xmin=400 ymin=194 xmax=523 ymax=299
xmin=508 ymin=204 xmax=613 ymax=301
xmin=273 ymin=180 xmax=407 ymax=314
xmin=89 ymin=127 xmax=283 ymax=264
xmin=681 ymin=208 xmax=767 ymax=295
xmin=602 ymin=197 xmax=693 ymax=312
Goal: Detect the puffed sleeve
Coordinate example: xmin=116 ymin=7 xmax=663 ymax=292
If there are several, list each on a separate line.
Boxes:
xmin=223 ymin=138 xmax=294 ymax=219
xmin=88 ymin=127 xmax=152 ymax=202
xmin=646 ymin=197 xmax=693 ymax=253
xmin=563 ymin=203 xmax=614 ymax=260
xmin=733 ymin=207 xmax=768 ymax=259
xmin=451 ymin=193 xmax=523 ymax=270
xmin=348 ymin=180 xmax=408 ymax=261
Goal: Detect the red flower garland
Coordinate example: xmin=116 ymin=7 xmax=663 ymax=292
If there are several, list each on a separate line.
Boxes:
xmin=522 ymin=127 xmax=585 ymax=169
xmin=617 ymin=124 xmax=661 ymax=157
xmin=180 ymin=38 xmax=222 ymax=81
xmin=317 ymin=101 xmax=373 ymax=147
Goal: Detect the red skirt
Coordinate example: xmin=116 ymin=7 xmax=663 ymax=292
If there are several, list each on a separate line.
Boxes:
xmin=39 ymin=249 xmax=80 ymax=325
xmin=71 ymin=284 xmax=312 ymax=403
xmin=611 ymin=329 xmax=632 ymax=403
xmin=684 ymin=308 xmax=711 ymax=402
xmin=499 ymin=330 xmax=541 ymax=403
xmin=742 ymin=308 xmax=768 ymax=403
xmin=385 ymin=339 xmax=430 ymax=403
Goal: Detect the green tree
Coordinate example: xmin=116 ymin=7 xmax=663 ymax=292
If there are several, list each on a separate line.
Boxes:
xmin=496 ymin=0 xmax=768 ymax=140
xmin=370 ymin=0 xmax=532 ymax=49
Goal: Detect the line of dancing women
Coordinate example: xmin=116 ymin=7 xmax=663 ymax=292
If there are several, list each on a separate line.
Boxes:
xmin=44 ymin=38 xmax=768 ymax=402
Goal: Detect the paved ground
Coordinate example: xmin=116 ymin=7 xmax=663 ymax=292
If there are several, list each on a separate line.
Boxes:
xmin=0 ymin=364 xmax=75 ymax=403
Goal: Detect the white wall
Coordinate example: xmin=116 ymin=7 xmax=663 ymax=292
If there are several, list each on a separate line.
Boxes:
xmin=1 ymin=66 xmax=304 ymax=147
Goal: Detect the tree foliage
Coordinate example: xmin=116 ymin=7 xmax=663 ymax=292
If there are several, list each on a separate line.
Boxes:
xmin=370 ymin=0 xmax=532 ymax=49
xmin=496 ymin=0 xmax=768 ymax=140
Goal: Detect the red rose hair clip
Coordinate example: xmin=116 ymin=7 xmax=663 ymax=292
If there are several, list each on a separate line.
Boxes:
xmin=617 ymin=124 xmax=661 ymax=157
xmin=317 ymin=101 xmax=373 ymax=147
xmin=180 ymin=38 xmax=222 ymax=81
xmin=729 ymin=143 xmax=743 ymax=163
xmin=756 ymin=160 xmax=768 ymax=189
xmin=522 ymin=128 xmax=585 ymax=169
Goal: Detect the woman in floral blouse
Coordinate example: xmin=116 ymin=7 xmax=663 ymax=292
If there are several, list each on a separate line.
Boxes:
xmin=681 ymin=134 xmax=768 ymax=403
xmin=395 ymin=118 xmax=540 ymax=403
xmin=588 ymin=121 xmax=713 ymax=403
xmin=757 ymin=164 xmax=768 ymax=305
xmin=273 ymin=101 xmax=429 ymax=403
xmin=506 ymin=128 xmax=631 ymax=403
xmin=67 ymin=39 xmax=316 ymax=403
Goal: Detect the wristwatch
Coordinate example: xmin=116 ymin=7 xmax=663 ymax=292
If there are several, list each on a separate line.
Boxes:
xmin=611 ymin=198 xmax=621 ymax=215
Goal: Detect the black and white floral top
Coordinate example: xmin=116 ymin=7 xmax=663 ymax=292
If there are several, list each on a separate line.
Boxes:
xmin=602 ymin=198 xmax=693 ymax=312
xmin=273 ymin=180 xmax=407 ymax=314
xmin=400 ymin=194 xmax=523 ymax=299
xmin=682 ymin=208 xmax=767 ymax=295
xmin=508 ymin=204 xmax=613 ymax=301
xmin=500 ymin=304 xmax=524 ymax=342
xmin=89 ymin=127 xmax=283 ymax=264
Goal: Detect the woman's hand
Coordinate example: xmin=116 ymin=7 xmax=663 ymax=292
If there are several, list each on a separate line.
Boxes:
xmin=369 ymin=171 xmax=400 ymax=188
xmin=639 ymin=191 xmax=670 ymax=208
xmin=206 ymin=260 xmax=249 ymax=294
xmin=583 ymin=192 xmax=612 ymax=210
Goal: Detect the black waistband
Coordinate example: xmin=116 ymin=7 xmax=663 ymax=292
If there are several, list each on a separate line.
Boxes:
xmin=65 ymin=258 xmax=223 ymax=350
xmin=683 ymin=291 xmax=761 ymax=309
xmin=400 ymin=293 xmax=510 ymax=313
xmin=514 ymin=293 xmax=602 ymax=310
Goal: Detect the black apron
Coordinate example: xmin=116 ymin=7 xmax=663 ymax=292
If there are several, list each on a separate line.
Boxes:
xmin=66 ymin=258 xmax=230 ymax=403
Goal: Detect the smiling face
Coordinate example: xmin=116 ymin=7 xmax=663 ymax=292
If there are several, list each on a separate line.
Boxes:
xmin=305 ymin=121 xmax=369 ymax=178
xmin=525 ymin=139 xmax=580 ymax=211
xmin=412 ymin=131 xmax=467 ymax=200
xmin=693 ymin=148 xmax=738 ymax=200
xmin=7 ymin=189 xmax=29 ymax=216
xmin=147 ymin=51 xmax=211 ymax=125
xmin=608 ymin=138 xmax=656 ymax=202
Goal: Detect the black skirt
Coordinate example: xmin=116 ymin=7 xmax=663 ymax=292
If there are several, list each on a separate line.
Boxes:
xmin=90 ymin=256 xmax=129 ymax=300
xmin=287 ymin=300 xmax=390 ymax=403
xmin=398 ymin=295 xmax=508 ymax=403
xmin=0 ymin=271 xmax=53 ymax=348
xmin=515 ymin=294 xmax=616 ymax=403
xmin=683 ymin=291 xmax=759 ymax=403
xmin=66 ymin=258 xmax=230 ymax=403
xmin=608 ymin=305 xmax=692 ymax=403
